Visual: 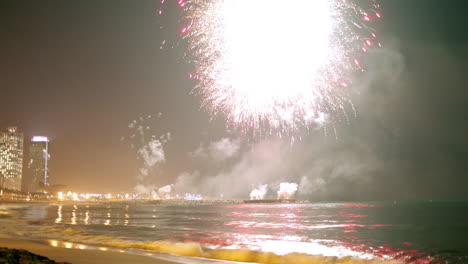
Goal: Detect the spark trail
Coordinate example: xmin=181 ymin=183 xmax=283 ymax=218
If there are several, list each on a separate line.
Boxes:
xmin=159 ymin=0 xmax=381 ymax=136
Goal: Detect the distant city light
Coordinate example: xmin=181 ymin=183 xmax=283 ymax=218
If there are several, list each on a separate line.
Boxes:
xmin=50 ymin=190 xmax=204 ymax=202
xmin=31 ymin=136 xmax=49 ymax=142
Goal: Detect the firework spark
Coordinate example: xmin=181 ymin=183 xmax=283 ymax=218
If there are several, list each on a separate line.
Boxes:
xmin=160 ymin=0 xmax=381 ymax=135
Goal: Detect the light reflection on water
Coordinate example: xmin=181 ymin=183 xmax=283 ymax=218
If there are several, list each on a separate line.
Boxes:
xmin=26 ymin=201 xmax=468 ymax=263
xmin=48 ymin=240 xmax=88 ymax=250
xmin=71 ymin=210 xmax=76 ymax=225
xmin=84 ymin=211 xmax=89 ymax=225
xmin=55 ymin=205 xmax=62 ymax=224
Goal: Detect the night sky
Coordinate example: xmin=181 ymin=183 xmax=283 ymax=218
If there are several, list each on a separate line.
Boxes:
xmin=0 ymin=0 xmax=467 ymax=200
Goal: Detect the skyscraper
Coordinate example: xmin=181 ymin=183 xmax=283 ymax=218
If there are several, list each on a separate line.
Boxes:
xmin=28 ymin=136 xmax=50 ymax=193
xmin=0 ymin=127 xmax=24 ymax=192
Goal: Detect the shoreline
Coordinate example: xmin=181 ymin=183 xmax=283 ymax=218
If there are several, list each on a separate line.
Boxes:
xmin=0 ymin=201 xmax=412 ymax=264
xmin=0 ymin=237 xmax=180 ymax=264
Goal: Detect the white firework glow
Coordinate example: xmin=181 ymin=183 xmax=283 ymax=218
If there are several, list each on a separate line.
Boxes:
xmin=162 ymin=0 xmax=381 ymax=134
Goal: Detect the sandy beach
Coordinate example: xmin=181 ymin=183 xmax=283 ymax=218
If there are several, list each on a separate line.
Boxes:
xmin=0 ymin=237 xmax=179 ymax=264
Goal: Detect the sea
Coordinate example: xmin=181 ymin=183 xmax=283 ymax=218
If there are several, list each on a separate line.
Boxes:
xmin=1 ymin=200 xmax=468 ymax=264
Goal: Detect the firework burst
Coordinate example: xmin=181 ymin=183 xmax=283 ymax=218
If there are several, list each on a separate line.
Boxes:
xmin=159 ymin=0 xmax=381 ymax=136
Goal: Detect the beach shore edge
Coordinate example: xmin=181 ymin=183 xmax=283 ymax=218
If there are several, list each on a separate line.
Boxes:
xmin=0 ymin=237 xmax=179 ymax=264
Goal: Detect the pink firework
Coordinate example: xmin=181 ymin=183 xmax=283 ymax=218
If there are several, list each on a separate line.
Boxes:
xmin=158 ymin=0 xmax=382 ymax=136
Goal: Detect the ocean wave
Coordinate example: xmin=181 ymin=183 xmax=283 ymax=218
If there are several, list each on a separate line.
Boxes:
xmin=2 ymin=205 xmax=407 ymax=264
xmin=39 ymin=230 xmax=406 ymax=264
xmin=6 ymin=202 xmax=451 ymax=263
xmin=104 ymin=241 xmax=407 ymax=263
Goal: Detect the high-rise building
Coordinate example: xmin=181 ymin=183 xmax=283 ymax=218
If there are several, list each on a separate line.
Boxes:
xmin=0 ymin=127 xmax=24 ymax=192
xmin=28 ymin=136 xmax=50 ymax=192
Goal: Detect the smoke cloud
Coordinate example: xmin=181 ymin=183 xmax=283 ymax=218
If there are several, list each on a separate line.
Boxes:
xmin=249 ymin=184 xmax=268 ymax=200
xmin=169 ymin=43 xmax=412 ymax=201
xmin=192 ymin=137 xmax=241 ymax=161
xmin=154 ymin=42 xmax=467 ymax=201
xmin=277 ymin=182 xmax=298 ymax=200
xmin=138 ymin=139 xmax=165 ymax=174
xmin=158 ymin=184 xmax=174 ymax=198
xmin=123 ymin=114 xmax=172 ymax=196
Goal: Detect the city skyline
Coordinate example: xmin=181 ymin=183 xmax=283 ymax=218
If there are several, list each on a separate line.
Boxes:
xmin=0 ymin=126 xmax=52 ymax=193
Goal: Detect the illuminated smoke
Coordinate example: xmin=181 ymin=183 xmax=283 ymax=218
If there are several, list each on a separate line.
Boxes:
xmin=298 ymin=176 xmax=326 ymax=196
xmin=122 ymin=114 xmax=171 ymax=195
xmin=158 ymin=184 xmax=174 ymax=198
xmin=277 ymin=182 xmax=298 ymax=200
xmin=207 ymin=138 xmax=241 ymax=161
xmin=192 ymin=137 xmax=240 ymax=161
xmin=249 ymin=184 xmax=268 ymax=200
xmin=138 ymin=139 xmax=166 ymax=172
xmin=134 ymin=184 xmax=159 ymax=198
xmin=135 ymin=132 xmax=170 ymax=184
xmin=174 ymin=171 xmax=199 ymax=195
xmin=174 ymin=139 xmax=292 ymax=199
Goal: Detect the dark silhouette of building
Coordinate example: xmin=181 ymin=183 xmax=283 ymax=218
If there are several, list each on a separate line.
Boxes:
xmin=28 ymin=136 xmax=50 ymax=193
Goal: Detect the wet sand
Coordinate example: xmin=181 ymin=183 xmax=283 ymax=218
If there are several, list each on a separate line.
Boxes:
xmin=0 ymin=237 xmax=179 ymax=264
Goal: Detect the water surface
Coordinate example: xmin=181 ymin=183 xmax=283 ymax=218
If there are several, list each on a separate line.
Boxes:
xmin=7 ymin=201 xmax=468 ymax=263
